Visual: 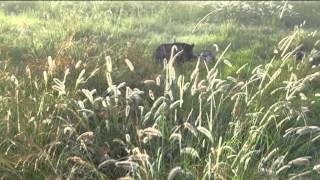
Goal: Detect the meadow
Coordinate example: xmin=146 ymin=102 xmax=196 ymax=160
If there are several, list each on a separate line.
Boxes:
xmin=1 ymin=1 xmax=320 ymax=179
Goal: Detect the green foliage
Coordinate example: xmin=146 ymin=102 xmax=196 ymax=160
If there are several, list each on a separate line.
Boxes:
xmin=1 ymin=1 xmax=320 ymax=180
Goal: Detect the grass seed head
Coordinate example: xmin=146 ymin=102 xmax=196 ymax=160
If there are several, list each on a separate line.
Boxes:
xmin=144 ymin=80 xmax=156 ymax=86
xmin=142 ymin=127 xmax=162 ymax=137
xmin=169 ymin=133 xmax=181 ymax=142
xmin=296 ymin=126 xmax=320 ymax=135
xmin=77 ymin=131 xmax=95 ymax=143
xmin=313 ymin=164 xmax=320 ymax=172
xmin=167 ymin=166 xmax=184 ymax=180
xmin=288 ymin=156 xmax=311 ymax=166
xmin=98 ymin=159 xmax=117 ymax=169
xmin=115 ymin=161 xmax=139 ymax=170
xmin=125 ymin=58 xmax=135 ymax=72
xmin=105 ymin=56 xmax=113 ymax=72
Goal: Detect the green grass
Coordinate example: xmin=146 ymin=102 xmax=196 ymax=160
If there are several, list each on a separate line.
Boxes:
xmin=1 ymin=1 xmax=320 ymax=179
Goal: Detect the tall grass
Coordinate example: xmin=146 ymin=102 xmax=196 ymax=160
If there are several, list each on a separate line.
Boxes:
xmin=1 ymin=1 xmax=320 ymax=179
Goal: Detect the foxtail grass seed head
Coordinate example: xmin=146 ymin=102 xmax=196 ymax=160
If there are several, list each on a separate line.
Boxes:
xmin=183 ymin=82 xmax=190 ymax=91
xmin=117 ymin=82 xmax=126 ymax=89
xmin=197 ymin=86 xmax=207 ymax=93
xmin=129 ymin=148 xmax=150 ymax=162
xmin=169 ymin=133 xmax=181 ymax=142
xmin=313 ymin=164 xmax=320 ymax=172
xmin=75 ymin=69 xmax=86 ymax=89
xmin=10 ymin=74 xmax=19 ymax=87
xmin=112 ymin=138 xmax=126 ymax=146
xmin=43 ymin=71 xmax=48 ymax=86
xmin=236 ymin=63 xmax=248 ymax=75
xmin=142 ymin=127 xmax=162 ymax=137
xmin=142 ymin=112 xmax=151 ymax=123
xmin=106 ymin=73 xmax=113 ymax=87
xmin=223 ymin=59 xmax=233 ymax=67
xmin=275 ymin=165 xmax=291 ymax=176
xmin=156 ymin=75 xmax=162 ymax=86
xmin=296 ymin=126 xmax=320 ymax=135
xmin=197 ymin=126 xmax=214 ymax=142
xmin=125 ymin=134 xmax=131 ymax=144
xmin=125 ymin=59 xmax=135 ymax=72
xmin=154 ymin=102 xmax=168 ymax=117
xmin=190 ymin=66 xmax=199 ymax=81
xmin=169 ymin=49 xmax=183 ymax=67
xmin=47 ymin=56 xmax=56 ymax=75
xmin=67 ymin=156 xmax=87 ymax=165
xmin=170 ymin=100 xmax=182 ymax=110
xmin=33 ymin=81 xmax=39 ymax=90
xmin=144 ymin=80 xmax=155 ymax=86
xmin=131 ymin=147 xmax=141 ymax=155
xmin=184 ymin=122 xmax=198 ymax=137
xmin=167 ymin=166 xmax=184 ymax=180
xmin=177 ymin=75 xmax=184 ymax=88
xmin=197 ymin=80 xmax=206 ymax=88
xmin=149 ymin=89 xmax=155 ymax=101
xmin=75 ymin=60 xmax=82 ymax=69
xmin=119 ymin=177 xmax=134 ymax=180
xmin=126 ymin=86 xmax=132 ymax=98
xmin=279 ymin=1 xmax=288 ymax=19
xmin=115 ymin=161 xmax=139 ymax=170
xmin=262 ymin=148 xmax=279 ymax=165
xmin=226 ymin=76 xmax=237 ymax=83
xmin=207 ymin=68 xmax=217 ymax=80
xmin=64 ymin=126 xmax=74 ymax=136
xmin=150 ymin=97 xmax=165 ymax=113
xmin=82 ymin=89 xmax=96 ymax=105
xmin=129 ymin=153 xmax=149 ymax=162
xmin=63 ymin=68 xmax=70 ymax=83
xmin=214 ymin=43 xmax=219 ymax=52
xmin=88 ymin=67 xmax=99 ymax=80
xmin=105 ymin=56 xmax=112 ymax=72
xmin=98 ymin=159 xmax=117 ymax=169
xmin=25 ymin=65 xmax=31 ymax=79
xmin=288 ymin=156 xmax=311 ymax=166
xmin=125 ymin=105 xmax=130 ymax=118
xmin=105 ymin=96 xmax=111 ymax=106
xmin=6 ymin=110 xmax=11 ymax=134
xmin=181 ymin=147 xmax=200 ymax=159
xmin=52 ymin=78 xmax=66 ymax=96
xmin=77 ymin=131 xmax=95 ymax=143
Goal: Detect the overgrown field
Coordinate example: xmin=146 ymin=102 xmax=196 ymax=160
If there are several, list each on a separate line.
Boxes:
xmin=1 ymin=1 xmax=320 ymax=179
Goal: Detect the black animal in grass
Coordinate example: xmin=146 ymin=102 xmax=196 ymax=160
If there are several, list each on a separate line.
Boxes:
xmin=293 ymin=49 xmax=320 ymax=67
xmin=153 ymin=42 xmax=197 ymax=64
xmin=294 ymin=50 xmax=305 ymax=62
xmin=199 ymin=50 xmax=216 ymax=62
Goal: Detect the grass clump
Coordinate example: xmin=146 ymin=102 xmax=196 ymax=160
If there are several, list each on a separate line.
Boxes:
xmin=1 ymin=1 xmax=320 ymax=180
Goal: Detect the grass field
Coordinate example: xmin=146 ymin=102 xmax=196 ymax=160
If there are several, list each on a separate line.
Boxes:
xmin=1 ymin=1 xmax=320 ymax=179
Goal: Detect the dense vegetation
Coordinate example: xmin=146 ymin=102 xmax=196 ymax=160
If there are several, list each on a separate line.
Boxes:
xmin=1 ymin=1 xmax=320 ymax=179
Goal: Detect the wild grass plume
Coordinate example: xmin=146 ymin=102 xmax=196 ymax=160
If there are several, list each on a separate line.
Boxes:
xmin=1 ymin=1 xmax=320 ymax=180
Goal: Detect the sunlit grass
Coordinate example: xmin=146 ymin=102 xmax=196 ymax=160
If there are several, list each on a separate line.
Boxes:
xmin=1 ymin=1 xmax=320 ymax=179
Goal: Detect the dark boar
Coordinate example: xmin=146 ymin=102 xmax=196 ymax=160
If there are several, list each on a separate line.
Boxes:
xmin=154 ymin=42 xmax=197 ymax=64
xmin=199 ymin=50 xmax=215 ymax=62
xmin=293 ymin=50 xmax=305 ymax=61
